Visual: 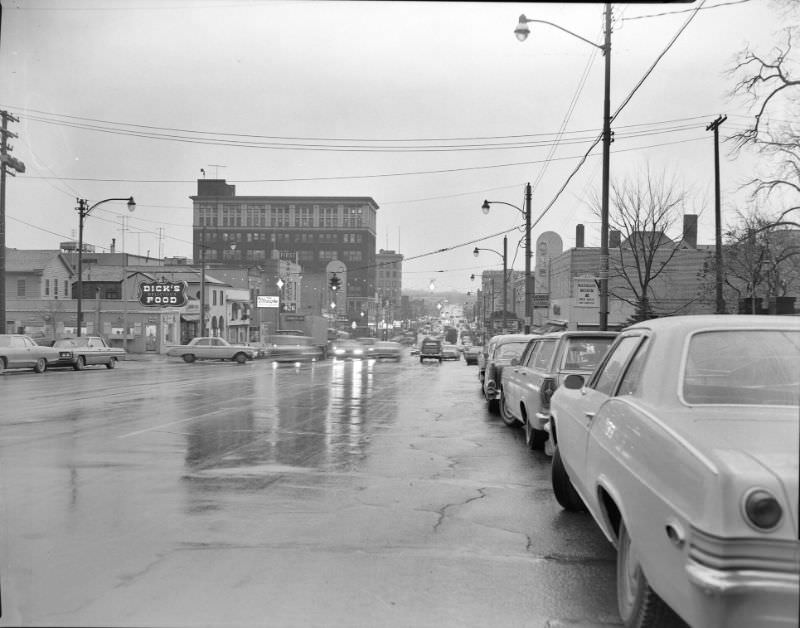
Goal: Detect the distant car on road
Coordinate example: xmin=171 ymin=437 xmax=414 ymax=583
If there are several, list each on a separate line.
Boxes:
xmin=463 ymin=344 xmax=481 ymax=366
xmin=50 ymin=336 xmax=127 ymax=370
xmin=549 ymin=315 xmax=800 ymax=628
xmin=330 ymin=339 xmax=366 ymax=360
xmin=419 ymin=338 xmax=443 ymax=363
xmin=441 ymin=343 xmax=460 ymax=361
xmin=258 ymin=334 xmax=323 ymax=363
xmin=370 ymin=341 xmax=403 ymax=361
xmin=165 ymin=337 xmax=258 ymax=363
xmin=0 ymin=334 xmax=59 ymax=374
xmin=500 ymin=331 xmax=617 ymax=451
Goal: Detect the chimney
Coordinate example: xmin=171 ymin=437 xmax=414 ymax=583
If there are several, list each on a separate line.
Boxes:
xmin=609 ymin=230 xmax=621 ymax=248
xmin=110 ymin=238 xmax=116 ymax=254
xmin=575 ymin=224 xmax=585 ymax=248
xmin=682 ymin=214 xmax=698 ymax=248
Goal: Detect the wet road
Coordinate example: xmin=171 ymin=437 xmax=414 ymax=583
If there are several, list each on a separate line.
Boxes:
xmin=0 ymin=352 xmax=621 ymax=627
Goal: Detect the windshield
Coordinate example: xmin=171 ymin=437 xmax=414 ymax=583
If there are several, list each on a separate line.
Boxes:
xmin=683 ymin=329 xmax=800 ymax=406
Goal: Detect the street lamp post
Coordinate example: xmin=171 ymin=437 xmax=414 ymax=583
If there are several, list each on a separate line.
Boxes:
xmin=515 ymin=5 xmax=612 ymax=330
xmin=474 ymin=236 xmax=507 ymax=334
xmin=75 ymin=196 xmax=135 ymax=337
xmin=482 ymin=183 xmax=533 ymax=332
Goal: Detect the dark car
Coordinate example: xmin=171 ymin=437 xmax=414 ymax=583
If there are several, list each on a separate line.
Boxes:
xmin=419 ymin=338 xmax=443 ymax=363
xmin=482 ymin=334 xmax=539 ymax=413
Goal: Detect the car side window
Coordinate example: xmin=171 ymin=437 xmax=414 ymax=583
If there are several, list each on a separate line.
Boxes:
xmin=616 ymin=337 xmax=650 ymax=397
xmin=532 ymin=340 xmax=557 ymax=370
xmin=591 ymin=336 xmax=643 ymax=396
xmin=12 ymin=337 xmax=26 ymax=348
xmin=522 ymin=341 xmax=539 ymax=367
xmin=196 ymin=338 xmax=209 ymax=346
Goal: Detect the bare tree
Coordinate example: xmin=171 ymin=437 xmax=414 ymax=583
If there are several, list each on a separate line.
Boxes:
xmin=728 ymin=20 xmax=799 ymax=216
xmin=594 ymin=168 xmax=699 ymax=322
xmin=721 ymin=207 xmax=800 ymax=311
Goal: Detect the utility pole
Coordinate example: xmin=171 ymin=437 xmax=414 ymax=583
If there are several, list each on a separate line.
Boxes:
xmin=0 ymin=110 xmax=26 ymax=333
xmin=524 ymin=182 xmax=533 ymax=333
xmin=707 ymin=114 xmax=727 ymax=314
xmin=598 ymin=2 xmax=613 ymax=332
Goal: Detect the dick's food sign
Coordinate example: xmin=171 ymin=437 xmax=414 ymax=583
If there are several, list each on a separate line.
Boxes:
xmin=138 ymin=281 xmax=188 ymax=307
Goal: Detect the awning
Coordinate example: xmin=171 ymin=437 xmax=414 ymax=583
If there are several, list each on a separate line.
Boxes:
xmin=181 ymin=314 xmax=199 ymax=322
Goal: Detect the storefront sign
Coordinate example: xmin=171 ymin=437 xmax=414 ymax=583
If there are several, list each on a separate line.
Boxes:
xmin=257 ymin=295 xmax=280 ymax=308
xmin=574 ymin=278 xmax=599 ymax=308
xmin=138 ymin=281 xmax=188 ymax=307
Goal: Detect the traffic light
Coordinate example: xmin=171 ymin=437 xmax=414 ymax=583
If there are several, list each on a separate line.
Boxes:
xmin=329 ymin=274 xmax=341 ymax=291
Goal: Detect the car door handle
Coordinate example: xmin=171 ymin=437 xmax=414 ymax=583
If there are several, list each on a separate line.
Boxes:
xmin=584 ymin=412 xmax=596 ymax=420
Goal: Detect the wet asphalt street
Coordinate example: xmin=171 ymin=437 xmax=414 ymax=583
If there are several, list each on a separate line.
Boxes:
xmin=0 ymin=351 xmax=621 ymax=627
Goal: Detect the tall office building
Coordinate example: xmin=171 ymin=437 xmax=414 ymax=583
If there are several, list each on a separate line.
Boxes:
xmin=190 ymin=179 xmax=379 ymax=323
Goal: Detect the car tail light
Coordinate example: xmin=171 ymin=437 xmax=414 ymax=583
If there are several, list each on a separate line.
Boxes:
xmin=540 ymin=377 xmax=557 ymax=409
xmin=743 ymin=488 xmax=782 ymax=530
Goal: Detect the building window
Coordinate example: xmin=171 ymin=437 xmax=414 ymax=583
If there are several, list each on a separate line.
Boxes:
xmin=343 ymin=251 xmax=362 ymax=262
xmin=246 ymin=205 xmax=265 ymax=227
xmin=272 ymin=207 xmax=290 ymax=227
xmin=319 ymin=250 xmax=338 ymax=262
xmin=17 ymin=279 xmax=25 ymax=297
xmin=199 ymin=205 xmax=217 ymax=227
xmin=343 ymin=206 xmax=363 ymax=227
xmin=321 ymin=207 xmax=337 ymax=228
xmin=45 ymin=279 xmax=50 ymax=296
xmin=297 ymin=206 xmax=313 ymax=227
xmin=64 ymin=280 xmax=68 ymax=296
xmin=222 ymin=205 xmax=241 ymax=227
xmin=298 ymin=250 xmax=315 ymax=263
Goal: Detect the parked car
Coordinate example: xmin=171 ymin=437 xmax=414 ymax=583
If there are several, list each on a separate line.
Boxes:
xmin=0 ymin=334 xmax=59 ymax=374
xmin=259 ymin=334 xmax=323 ymax=363
xmin=500 ymin=331 xmax=617 ymax=450
xmin=482 ymin=334 xmax=538 ymax=413
xmin=419 ymin=337 xmax=443 ymax=363
xmin=49 ymin=336 xmax=127 ymax=370
xmin=330 ymin=339 xmax=366 ymax=360
xmin=165 ymin=337 xmax=258 ymax=363
xmin=463 ymin=343 xmax=481 ymax=366
xmin=477 ymin=336 xmax=498 ymax=388
xmin=441 ymin=343 xmax=460 ymax=361
xmin=548 ymin=315 xmax=799 ymax=628
xmin=370 ymin=341 xmax=403 ymax=361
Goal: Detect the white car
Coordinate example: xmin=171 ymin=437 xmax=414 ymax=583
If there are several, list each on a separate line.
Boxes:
xmin=165 ymin=337 xmax=258 ymax=363
xmin=548 ymin=315 xmax=799 ymax=628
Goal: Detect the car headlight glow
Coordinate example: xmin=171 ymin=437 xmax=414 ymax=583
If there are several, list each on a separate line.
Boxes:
xmin=334 ymin=348 xmax=345 ymax=355
xmin=743 ymin=488 xmax=782 ymax=530
xmin=354 ymin=349 xmax=363 ymax=355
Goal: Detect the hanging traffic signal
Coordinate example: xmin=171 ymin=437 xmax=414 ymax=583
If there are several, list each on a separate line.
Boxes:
xmin=329 ymin=274 xmax=341 ymax=291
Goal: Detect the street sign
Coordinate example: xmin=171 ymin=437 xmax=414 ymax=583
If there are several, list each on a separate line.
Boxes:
xmin=138 ymin=281 xmax=188 ymax=307
xmin=257 ymin=295 xmax=280 ymax=308
xmin=574 ymin=278 xmax=599 ymax=307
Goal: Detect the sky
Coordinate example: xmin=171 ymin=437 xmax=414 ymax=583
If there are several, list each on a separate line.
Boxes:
xmin=0 ymin=0 xmax=794 ymax=292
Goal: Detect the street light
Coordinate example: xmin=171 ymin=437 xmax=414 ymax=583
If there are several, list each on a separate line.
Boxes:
xmin=515 ymin=6 xmax=612 ymax=330
xmin=481 ymin=182 xmax=533 ymax=331
xmin=474 ymin=235 xmax=508 ymax=333
xmin=75 ymin=196 xmax=135 ymax=337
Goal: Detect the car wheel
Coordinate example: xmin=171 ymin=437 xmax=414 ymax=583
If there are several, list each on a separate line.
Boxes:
xmin=438 ymin=357 xmax=442 ymax=363
xmin=106 ymin=357 xmax=117 ymax=369
xmin=617 ymin=520 xmax=681 ymax=628
xmin=551 ymin=445 xmax=587 ymax=512
xmin=0 ymin=358 xmax=5 ymax=374
xmin=419 ymin=357 xmax=424 ymax=363
xmin=487 ymin=398 xmax=499 ymax=414
xmin=182 ymin=354 xmax=196 ymax=363
xmin=74 ymin=356 xmax=86 ymax=371
xmin=33 ymin=358 xmax=47 ymax=373
xmin=500 ymin=395 xmax=520 ymax=427
xmin=234 ymin=352 xmax=248 ymax=364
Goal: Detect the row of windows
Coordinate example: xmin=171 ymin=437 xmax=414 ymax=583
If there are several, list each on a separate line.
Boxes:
xmin=199 ymin=204 xmax=367 ymax=228
xmin=201 ymin=231 xmax=365 ymax=244
xmin=202 ymin=248 xmax=363 ymax=263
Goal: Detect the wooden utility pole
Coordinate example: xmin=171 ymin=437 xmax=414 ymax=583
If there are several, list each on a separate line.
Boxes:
xmin=707 ymin=114 xmax=727 ymax=314
xmin=1 ymin=109 xmax=25 ymax=333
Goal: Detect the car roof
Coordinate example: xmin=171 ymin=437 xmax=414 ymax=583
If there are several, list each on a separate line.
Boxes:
xmin=625 ymin=314 xmax=799 ymax=332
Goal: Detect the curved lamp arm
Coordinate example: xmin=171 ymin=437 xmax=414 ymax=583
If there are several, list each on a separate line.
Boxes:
xmin=515 ymin=14 xmax=604 ymax=50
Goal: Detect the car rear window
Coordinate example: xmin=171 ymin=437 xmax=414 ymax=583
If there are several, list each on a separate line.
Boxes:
xmin=683 ymin=329 xmax=800 ymax=406
xmin=561 ymin=336 xmax=616 ymax=370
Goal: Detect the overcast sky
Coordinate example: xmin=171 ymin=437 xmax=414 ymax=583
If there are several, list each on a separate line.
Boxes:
xmin=1 ymin=0 xmax=791 ymax=291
